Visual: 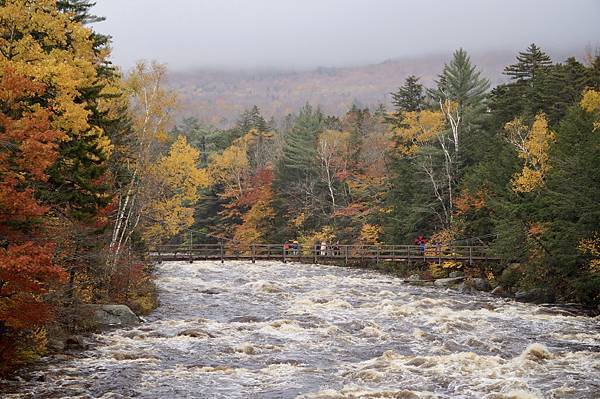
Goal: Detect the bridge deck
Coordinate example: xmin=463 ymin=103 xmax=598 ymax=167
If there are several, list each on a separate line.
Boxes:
xmin=149 ymin=243 xmax=501 ymax=265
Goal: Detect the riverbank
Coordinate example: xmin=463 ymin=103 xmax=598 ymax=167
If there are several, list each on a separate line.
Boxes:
xmin=0 ymin=264 xmax=159 ymax=378
xmin=323 ymin=259 xmax=600 ymax=317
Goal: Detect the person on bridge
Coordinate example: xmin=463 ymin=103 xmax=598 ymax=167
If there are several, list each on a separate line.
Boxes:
xmin=283 ymin=241 xmax=290 ymax=255
xmin=415 ymin=235 xmax=427 ymax=255
xmin=292 ymin=240 xmax=299 ymax=255
xmin=320 ymin=241 xmax=327 ymax=256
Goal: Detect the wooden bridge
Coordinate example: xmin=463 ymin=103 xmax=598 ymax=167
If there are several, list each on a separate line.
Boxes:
xmin=149 ymin=243 xmax=502 ymax=266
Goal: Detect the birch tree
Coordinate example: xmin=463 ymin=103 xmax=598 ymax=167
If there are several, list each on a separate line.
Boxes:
xmin=108 ymin=61 xmax=176 ymax=267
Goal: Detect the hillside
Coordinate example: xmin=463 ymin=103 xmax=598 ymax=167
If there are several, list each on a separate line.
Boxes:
xmin=168 ymin=50 xmax=525 ymax=126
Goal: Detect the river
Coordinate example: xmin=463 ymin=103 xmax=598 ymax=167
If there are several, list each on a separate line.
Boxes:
xmin=3 ymin=260 xmax=600 ymax=398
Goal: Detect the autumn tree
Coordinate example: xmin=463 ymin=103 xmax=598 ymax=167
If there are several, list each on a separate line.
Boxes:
xmin=108 ymin=61 xmax=177 ymax=265
xmin=0 ymin=68 xmax=67 ymax=372
xmin=143 ymin=136 xmax=208 ymax=242
xmin=503 ymin=113 xmax=555 ymax=192
xmin=316 ymin=130 xmax=351 ymax=212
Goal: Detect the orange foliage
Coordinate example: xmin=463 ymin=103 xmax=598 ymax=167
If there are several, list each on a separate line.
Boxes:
xmin=233 ymin=168 xmax=276 ymax=243
xmin=0 ymin=68 xmax=65 ymax=227
xmin=454 ymin=190 xmax=487 ymax=216
xmin=0 ymin=68 xmax=67 ymax=367
xmin=0 ymin=243 xmax=66 ymax=329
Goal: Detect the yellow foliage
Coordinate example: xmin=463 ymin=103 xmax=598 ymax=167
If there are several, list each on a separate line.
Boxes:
xmin=291 ymin=212 xmax=306 ymax=229
xmin=578 ymin=232 xmax=600 ymax=273
xmin=359 ymin=223 xmax=382 ymax=245
xmin=143 ymin=136 xmax=208 ymax=242
xmin=426 ymin=227 xmax=464 ymax=270
xmin=299 ymin=227 xmax=336 ymax=255
xmin=0 ymin=0 xmax=99 ymax=135
xmin=15 ymin=328 xmax=47 ymax=364
xmin=126 ymin=61 xmax=178 ymax=144
xmin=504 ymin=114 xmax=555 ymax=192
xmin=207 ymin=138 xmax=250 ymax=200
xmin=427 ymin=263 xmax=448 ymax=278
xmin=580 ymin=89 xmax=600 ymax=131
xmin=393 ymin=110 xmax=445 ymax=155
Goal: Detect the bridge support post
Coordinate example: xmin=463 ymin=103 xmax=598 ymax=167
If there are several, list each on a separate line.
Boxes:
xmin=406 ymin=245 xmax=410 ymax=266
xmin=376 ymin=247 xmax=380 ymax=265
xmin=220 ymin=242 xmax=224 ymax=264
xmin=189 ymin=231 xmax=193 ymax=264
xmin=313 ymin=245 xmax=317 ymax=264
xmin=344 ymin=245 xmax=348 ymax=266
xmin=157 ymin=248 xmax=162 ymax=264
xmin=252 ymin=244 xmax=256 ymax=264
xmin=469 ymin=246 xmax=473 ymax=266
xmin=437 ymin=243 xmax=441 ymax=265
xmin=282 ymin=244 xmax=286 ymax=264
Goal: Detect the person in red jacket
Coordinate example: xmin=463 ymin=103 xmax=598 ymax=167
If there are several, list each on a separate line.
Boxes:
xmin=415 ymin=235 xmax=427 ymax=254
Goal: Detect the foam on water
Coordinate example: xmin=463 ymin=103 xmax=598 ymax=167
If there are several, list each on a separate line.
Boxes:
xmin=2 ymin=260 xmax=599 ymax=398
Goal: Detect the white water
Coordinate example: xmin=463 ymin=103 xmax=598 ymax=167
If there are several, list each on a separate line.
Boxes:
xmin=3 ymin=261 xmax=600 ymax=398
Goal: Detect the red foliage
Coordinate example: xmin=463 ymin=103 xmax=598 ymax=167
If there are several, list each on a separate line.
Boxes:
xmin=0 ymin=68 xmax=65 ymax=229
xmin=0 ymin=69 xmax=66 ymax=334
xmin=0 ymin=243 xmax=66 ymax=329
xmin=236 ymin=168 xmax=274 ymax=207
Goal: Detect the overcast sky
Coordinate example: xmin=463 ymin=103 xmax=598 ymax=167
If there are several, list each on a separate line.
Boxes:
xmin=92 ymin=0 xmax=600 ymax=70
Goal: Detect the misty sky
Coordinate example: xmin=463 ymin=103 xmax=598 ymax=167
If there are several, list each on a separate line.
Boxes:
xmin=92 ymin=0 xmax=600 ymax=70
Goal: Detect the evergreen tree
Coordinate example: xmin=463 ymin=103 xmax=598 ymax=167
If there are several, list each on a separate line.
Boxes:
xmin=389 ymin=75 xmax=425 ymax=120
xmin=537 ymin=57 xmax=589 ymax=124
xmin=504 ymin=43 xmax=552 ymax=82
xmin=429 ymin=48 xmax=490 ymax=111
xmin=277 ymin=104 xmax=325 ymax=180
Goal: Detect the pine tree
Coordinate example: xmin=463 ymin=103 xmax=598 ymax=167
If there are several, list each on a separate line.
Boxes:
xmin=387 ymin=75 xmax=425 ymax=128
xmin=278 ymin=104 xmax=325 ymax=180
xmin=391 ymin=75 xmax=425 ymax=113
xmin=504 ymin=43 xmax=552 ymax=82
xmin=429 ymin=48 xmax=490 ymax=111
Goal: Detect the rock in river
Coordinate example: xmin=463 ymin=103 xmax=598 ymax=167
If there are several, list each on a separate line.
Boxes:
xmin=80 ymin=304 xmax=140 ymax=328
xmin=470 ymin=277 xmax=491 ymax=291
xmin=434 ymin=276 xmax=465 ymax=286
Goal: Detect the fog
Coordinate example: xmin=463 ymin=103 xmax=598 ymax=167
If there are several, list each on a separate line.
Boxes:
xmin=92 ymin=0 xmax=600 ymax=70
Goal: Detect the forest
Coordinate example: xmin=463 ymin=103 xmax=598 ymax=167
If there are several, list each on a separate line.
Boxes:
xmin=0 ymin=0 xmax=599 ymax=375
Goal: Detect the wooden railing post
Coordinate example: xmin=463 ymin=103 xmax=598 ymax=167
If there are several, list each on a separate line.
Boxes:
xmin=282 ymin=244 xmax=287 ymax=264
xmin=376 ymin=246 xmax=380 ymax=265
xmin=406 ymin=245 xmax=410 ymax=266
xmin=220 ymin=241 xmax=224 ymax=264
xmin=437 ymin=243 xmax=441 ymax=265
xmin=344 ymin=245 xmax=348 ymax=266
xmin=313 ymin=245 xmax=317 ymax=264
xmin=189 ymin=231 xmax=193 ymax=264
xmin=469 ymin=246 xmax=473 ymax=265
xmin=252 ymin=244 xmax=256 ymax=263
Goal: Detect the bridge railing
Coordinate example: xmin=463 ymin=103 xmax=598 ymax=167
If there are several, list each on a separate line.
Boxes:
xmin=148 ymin=242 xmax=498 ymax=264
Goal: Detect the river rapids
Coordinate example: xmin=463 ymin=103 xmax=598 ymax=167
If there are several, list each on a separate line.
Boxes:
xmin=3 ymin=260 xmax=600 ymax=398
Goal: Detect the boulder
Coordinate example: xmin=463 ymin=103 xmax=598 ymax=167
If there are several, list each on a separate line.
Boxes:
xmin=470 ymin=278 xmax=491 ymax=291
xmin=515 ymin=288 xmax=547 ymax=303
xmin=457 ymin=282 xmax=474 ymax=294
xmin=46 ymin=337 xmax=66 ymax=352
xmin=434 ymin=276 xmax=465 ymax=287
xmin=65 ymin=335 xmax=87 ymax=350
xmin=81 ymin=304 xmax=140 ymax=328
xmin=407 ymin=274 xmax=420 ymax=282
xmin=449 ymin=271 xmax=465 ymax=278
xmin=177 ymin=328 xmax=215 ymax=338
xmin=199 ymin=288 xmax=221 ymax=295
